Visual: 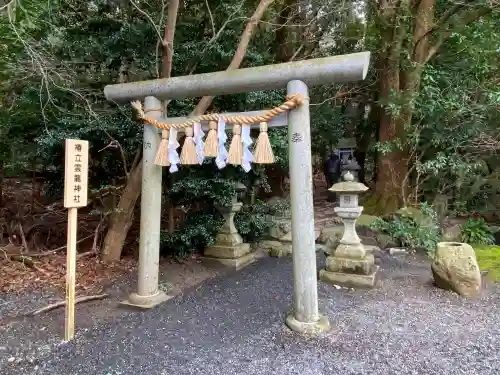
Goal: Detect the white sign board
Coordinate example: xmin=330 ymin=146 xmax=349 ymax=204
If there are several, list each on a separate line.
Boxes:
xmin=64 ymin=139 xmax=89 ymax=208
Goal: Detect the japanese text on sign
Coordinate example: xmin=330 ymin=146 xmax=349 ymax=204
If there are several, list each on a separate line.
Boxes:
xmin=64 ymin=139 xmax=89 ymax=208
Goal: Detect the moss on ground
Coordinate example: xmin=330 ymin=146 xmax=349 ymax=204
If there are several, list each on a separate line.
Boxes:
xmin=474 ymin=245 xmax=500 ymax=282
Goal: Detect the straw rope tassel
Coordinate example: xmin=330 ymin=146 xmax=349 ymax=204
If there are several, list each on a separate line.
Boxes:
xmin=253 ymin=122 xmax=275 ymax=164
xmin=180 ymin=127 xmax=199 ymax=165
xmin=227 ymin=124 xmax=243 ymax=165
xmin=204 ymin=120 xmax=218 ymax=157
xmin=154 ymin=130 xmax=170 ymax=166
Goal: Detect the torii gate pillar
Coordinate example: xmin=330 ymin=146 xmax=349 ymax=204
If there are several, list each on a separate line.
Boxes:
xmin=285 ymin=80 xmax=329 ymax=333
xmin=104 ymin=52 xmax=370 ymax=334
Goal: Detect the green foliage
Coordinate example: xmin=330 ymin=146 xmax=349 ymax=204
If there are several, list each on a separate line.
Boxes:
xmin=474 ymin=245 xmax=500 ymax=282
xmin=235 ymin=198 xmax=290 ymax=242
xmin=2 ymin=0 xmax=499 ymax=261
xmin=370 ymin=202 xmax=441 ymax=256
xmin=160 ymin=208 xmax=224 ymax=259
xmin=160 ymin=198 xmax=290 ymax=258
xmin=0 ymin=0 xmax=286 ymax=187
xmin=403 ymin=14 xmax=499 ymax=208
xmin=461 ymin=217 xmax=494 ymax=245
xmin=268 ymin=128 xmax=289 ymax=171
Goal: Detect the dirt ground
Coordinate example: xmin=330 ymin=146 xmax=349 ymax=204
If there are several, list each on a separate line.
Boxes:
xmin=0 ymin=254 xmax=224 ymax=368
xmin=6 ymin=249 xmax=500 ymax=375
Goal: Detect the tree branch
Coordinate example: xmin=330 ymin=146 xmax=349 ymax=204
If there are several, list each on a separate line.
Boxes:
xmin=185 ymin=1 xmax=247 ymax=75
xmin=191 ymin=0 xmax=276 ymax=115
xmin=415 ymin=1 xmax=488 ymax=53
xmin=205 ymin=0 xmax=216 ymax=39
xmin=388 ymin=0 xmax=410 ymax=64
xmin=130 ymin=0 xmax=163 ymax=43
xmin=424 ymin=6 xmax=492 ymax=63
xmin=26 ymin=294 xmax=109 ymax=316
xmin=436 ymin=2 xmax=467 ymax=26
xmin=162 ymin=0 xmax=179 ymax=80
xmin=0 ymin=0 xmax=15 ymax=12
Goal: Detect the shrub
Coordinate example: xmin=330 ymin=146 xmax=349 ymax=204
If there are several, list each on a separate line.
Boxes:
xmin=235 ymin=198 xmax=290 ymax=242
xmin=461 ymin=216 xmax=494 ymax=245
xmin=160 ymin=198 xmax=290 ymax=259
xmin=370 ymin=202 xmax=441 ymax=256
xmin=160 ymin=208 xmax=224 ymax=259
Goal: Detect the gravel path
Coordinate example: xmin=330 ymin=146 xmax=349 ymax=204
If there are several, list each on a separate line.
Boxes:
xmin=4 ymin=250 xmax=500 ymax=375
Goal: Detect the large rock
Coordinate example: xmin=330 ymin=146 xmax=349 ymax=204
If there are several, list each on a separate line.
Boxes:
xmin=356 ymin=214 xmax=381 ymax=228
xmin=431 ymin=242 xmax=482 ymax=296
xmin=264 ymin=213 xmax=321 ymax=257
xmin=259 ymin=240 xmax=292 ymax=257
xmin=395 ymin=207 xmax=432 ymax=227
xmin=266 ymin=197 xmax=292 ymax=219
xmin=375 ymin=233 xmax=398 ymax=249
xmin=318 ymin=226 xmax=344 ymax=249
xmin=268 ymin=218 xmax=292 ymax=240
xmin=276 ymin=229 xmax=320 ymax=243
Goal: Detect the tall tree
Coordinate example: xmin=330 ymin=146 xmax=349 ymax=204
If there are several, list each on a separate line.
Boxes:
xmin=367 ymin=0 xmax=496 ymax=214
xmin=101 ymin=0 xmax=181 ymax=262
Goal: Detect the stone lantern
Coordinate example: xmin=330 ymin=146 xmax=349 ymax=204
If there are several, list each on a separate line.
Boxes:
xmin=203 ymin=182 xmax=255 ymax=270
xmin=319 ymin=171 xmax=378 ymax=288
xmin=250 ymin=178 xmax=261 ymax=204
xmin=234 ymin=181 xmax=247 ymax=201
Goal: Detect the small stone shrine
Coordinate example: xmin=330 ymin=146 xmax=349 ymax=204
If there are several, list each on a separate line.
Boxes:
xmin=203 ymin=183 xmax=255 ymax=269
xmin=319 ymin=171 xmax=378 ymax=288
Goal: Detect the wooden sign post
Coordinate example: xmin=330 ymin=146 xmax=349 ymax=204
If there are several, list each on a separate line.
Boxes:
xmin=63 ymin=139 xmax=89 ymax=341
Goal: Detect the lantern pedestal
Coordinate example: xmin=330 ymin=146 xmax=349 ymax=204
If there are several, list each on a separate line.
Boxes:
xmin=319 ymin=172 xmax=378 ymax=288
xmin=203 ymin=200 xmax=255 ymax=270
xmin=319 ymin=261 xmax=378 ymax=288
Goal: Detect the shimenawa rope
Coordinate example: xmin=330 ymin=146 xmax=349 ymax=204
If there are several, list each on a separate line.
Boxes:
xmin=130 ymin=93 xmax=304 ymax=167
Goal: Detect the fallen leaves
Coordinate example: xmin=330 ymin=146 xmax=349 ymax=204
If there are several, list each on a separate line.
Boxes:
xmin=0 ymin=253 xmax=136 ymax=294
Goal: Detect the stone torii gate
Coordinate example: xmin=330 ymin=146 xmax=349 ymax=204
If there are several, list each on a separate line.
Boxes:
xmin=104 ymin=51 xmax=370 ymax=334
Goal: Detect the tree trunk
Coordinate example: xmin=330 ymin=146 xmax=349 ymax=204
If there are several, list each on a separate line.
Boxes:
xmin=0 ymin=159 xmax=3 ymax=207
xmin=101 ymin=163 xmax=142 ymax=261
xmin=367 ymin=0 xmax=492 ymax=215
xmin=367 ymin=58 xmax=409 ymax=214
xmin=101 ymin=0 xmax=180 ymax=262
xmin=367 ymin=0 xmax=425 ymax=215
xmin=161 ymin=0 xmax=181 ymax=234
xmin=354 ymin=103 xmax=371 ymax=185
xmin=371 ymin=81 xmax=424 ymax=215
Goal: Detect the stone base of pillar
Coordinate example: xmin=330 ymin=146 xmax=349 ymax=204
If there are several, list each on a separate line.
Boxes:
xmin=203 ymin=243 xmax=255 ymax=270
xmin=268 ymin=241 xmax=292 ymax=257
xmin=320 ymin=251 xmax=379 ymax=288
xmin=121 ymin=290 xmax=172 ymax=309
xmin=326 ymin=253 xmax=375 ymax=274
xmin=202 ymin=251 xmax=255 ymax=270
xmin=204 ymin=242 xmax=250 ymax=259
xmin=320 ymin=265 xmax=379 ymax=288
xmin=267 ymin=229 xmax=321 ymax=258
xmin=285 ymin=313 xmax=330 ymax=335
